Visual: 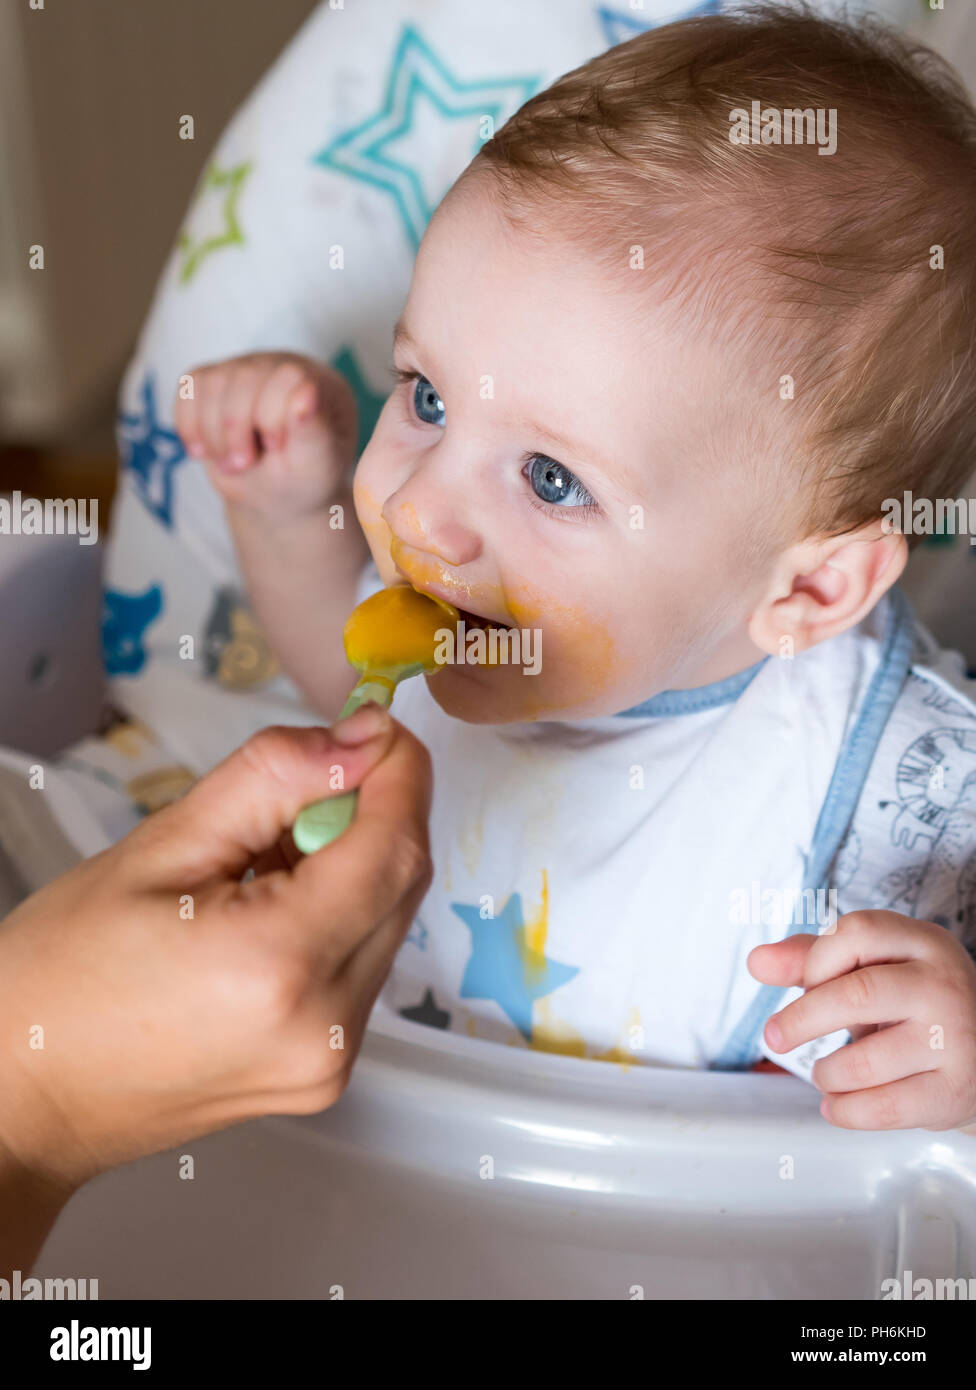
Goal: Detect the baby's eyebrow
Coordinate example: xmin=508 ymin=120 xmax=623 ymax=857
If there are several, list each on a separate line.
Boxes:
xmin=393 ymin=317 xmax=628 ymax=491
xmin=523 ymin=416 xmax=627 ymax=490
xmin=392 ymin=317 xmax=416 ymax=354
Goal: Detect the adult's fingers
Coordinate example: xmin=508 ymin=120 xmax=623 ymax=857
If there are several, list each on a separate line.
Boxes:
xmin=128 ymin=711 xmax=394 ymax=884
xmin=341 ymin=860 xmax=433 ymax=1007
xmin=250 ymin=829 xmax=303 ymax=879
xmin=285 ymin=717 xmax=433 ymax=964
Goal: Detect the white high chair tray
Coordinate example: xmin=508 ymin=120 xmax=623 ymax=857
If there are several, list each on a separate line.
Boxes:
xmin=37 ymin=1012 xmax=976 ymax=1299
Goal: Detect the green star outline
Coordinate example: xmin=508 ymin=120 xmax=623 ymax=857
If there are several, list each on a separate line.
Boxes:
xmin=177 ymin=159 xmax=253 ymax=285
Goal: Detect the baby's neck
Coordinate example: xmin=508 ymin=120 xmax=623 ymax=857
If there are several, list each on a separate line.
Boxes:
xmin=668 ymin=630 xmax=771 ymax=694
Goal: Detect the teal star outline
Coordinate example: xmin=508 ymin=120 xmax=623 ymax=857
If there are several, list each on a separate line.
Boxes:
xmin=312 ymin=26 xmax=540 ymax=249
xmin=331 ymin=345 xmax=388 ymax=460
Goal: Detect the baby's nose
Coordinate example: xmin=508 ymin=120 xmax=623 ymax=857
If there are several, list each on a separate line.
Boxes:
xmin=382 ymin=495 xmax=482 ymax=568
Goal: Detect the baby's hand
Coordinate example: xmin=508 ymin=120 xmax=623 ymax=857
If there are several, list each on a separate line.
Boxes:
xmin=749 ymin=910 xmax=976 ymax=1131
xmin=174 ymin=352 xmax=358 ymax=524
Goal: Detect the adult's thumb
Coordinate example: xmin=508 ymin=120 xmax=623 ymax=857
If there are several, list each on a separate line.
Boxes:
xmin=132 ymin=711 xmax=392 ymax=883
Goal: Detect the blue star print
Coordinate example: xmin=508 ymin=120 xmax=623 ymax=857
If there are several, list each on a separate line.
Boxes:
xmin=406 ymin=916 xmax=429 ymax=951
xmin=312 ymin=26 xmax=540 ymax=249
xmin=117 ymin=375 xmax=187 ymax=528
xmin=597 ymin=0 xmax=720 ymax=49
xmin=453 ymin=894 xmax=579 ymax=1040
xmin=102 ymin=585 xmax=163 ymax=677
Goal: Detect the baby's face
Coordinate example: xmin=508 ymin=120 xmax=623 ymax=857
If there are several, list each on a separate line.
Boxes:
xmin=354 ymin=175 xmax=788 ymax=723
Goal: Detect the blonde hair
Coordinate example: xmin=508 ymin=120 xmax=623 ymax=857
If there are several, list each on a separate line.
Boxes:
xmin=467 ymin=1 xmax=976 ymax=545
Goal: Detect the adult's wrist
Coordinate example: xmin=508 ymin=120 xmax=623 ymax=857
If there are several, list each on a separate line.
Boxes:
xmin=0 ymin=1097 xmax=82 ymax=1275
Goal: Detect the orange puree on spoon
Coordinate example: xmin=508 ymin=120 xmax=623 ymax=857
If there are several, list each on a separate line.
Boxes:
xmin=292 ymin=585 xmax=458 ymax=853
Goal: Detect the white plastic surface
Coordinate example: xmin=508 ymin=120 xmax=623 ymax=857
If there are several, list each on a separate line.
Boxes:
xmin=37 ymin=1011 xmax=976 ymax=1299
xmin=0 ymin=525 xmax=104 ymax=755
xmin=11 ymin=0 xmax=975 ymax=1303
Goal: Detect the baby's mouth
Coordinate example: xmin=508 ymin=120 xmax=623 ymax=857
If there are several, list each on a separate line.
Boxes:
xmin=388 ymin=547 xmax=518 ymax=633
xmin=453 ymin=605 xmax=516 ymax=633
xmin=397 ymin=575 xmax=516 ymax=632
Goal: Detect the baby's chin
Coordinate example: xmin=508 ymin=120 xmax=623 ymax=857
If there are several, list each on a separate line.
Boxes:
xmin=422 ymin=662 xmax=645 ymax=725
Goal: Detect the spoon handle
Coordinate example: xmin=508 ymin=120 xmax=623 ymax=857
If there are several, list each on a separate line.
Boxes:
xmin=292 ymin=678 xmax=395 ymax=854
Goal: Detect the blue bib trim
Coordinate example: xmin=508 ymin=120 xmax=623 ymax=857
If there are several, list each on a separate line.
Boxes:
xmin=709 ymin=587 xmax=917 ymax=1070
xmin=615 ymin=656 xmax=768 ymax=719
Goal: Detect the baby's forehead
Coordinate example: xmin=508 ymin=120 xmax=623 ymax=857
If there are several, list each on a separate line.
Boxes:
xmin=415 ymin=6 xmax=976 ymax=549
xmin=417 ymin=182 xmax=762 ymax=447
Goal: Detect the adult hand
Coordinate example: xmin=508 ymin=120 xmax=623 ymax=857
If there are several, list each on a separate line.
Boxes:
xmin=0 ymin=708 xmax=431 ymax=1269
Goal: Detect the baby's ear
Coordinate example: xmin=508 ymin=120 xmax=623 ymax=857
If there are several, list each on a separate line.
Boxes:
xmin=748 ymin=521 xmax=907 ymax=657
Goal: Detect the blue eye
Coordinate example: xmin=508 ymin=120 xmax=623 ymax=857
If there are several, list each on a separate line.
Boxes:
xmin=412 ymin=375 xmax=445 ymax=428
xmin=525 ymin=453 xmax=595 ymax=508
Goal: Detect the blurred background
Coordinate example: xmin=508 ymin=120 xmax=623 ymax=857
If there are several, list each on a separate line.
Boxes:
xmin=0 ymin=0 xmax=973 ymax=524
xmin=0 ymin=0 xmax=318 ymax=519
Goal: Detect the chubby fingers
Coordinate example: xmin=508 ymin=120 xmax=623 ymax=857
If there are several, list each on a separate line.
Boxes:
xmin=173 ymin=354 xmax=318 ymax=472
xmin=747 ymin=933 xmax=818 ymax=987
xmin=818 ymin=1070 xmax=961 ymax=1131
xmin=749 ymin=910 xmax=943 ymax=987
xmin=807 ymin=920 xmax=976 ymax=1128
xmin=173 ymin=360 xmax=231 ymax=463
xmin=252 ymin=359 xmax=316 ymax=455
xmin=765 ymin=960 xmax=924 ymax=1056
xmin=755 ymin=911 xmax=944 ymax=1048
xmin=812 ymin=1018 xmax=939 ymax=1097
xmin=795 ymin=910 xmax=946 ymax=989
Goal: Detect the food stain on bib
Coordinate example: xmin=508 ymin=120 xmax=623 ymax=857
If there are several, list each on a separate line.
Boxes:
xmin=529 ymin=998 xmax=588 ymax=1060
xmin=592 ymin=1007 xmax=644 ymax=1072
xmin=458 ymin=809 xmax=484 ymax=878
xmin=519 ymin=869 xmax=549 ymax=984
xmin=517 ymin=871 xmax=586 ymax=1059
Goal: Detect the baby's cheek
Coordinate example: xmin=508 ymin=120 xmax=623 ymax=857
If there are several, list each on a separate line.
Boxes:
xmin=508 ymin=592 xmax=622 ymax=712
xmin=542 ymin=623 xmax=618 ymax=702
xmin=352 ymin=478 xmax=397 ymax=583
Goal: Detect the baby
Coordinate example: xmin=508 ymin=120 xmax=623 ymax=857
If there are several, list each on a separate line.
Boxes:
xmin=174 ymin=4 xmax=976 ymax=1130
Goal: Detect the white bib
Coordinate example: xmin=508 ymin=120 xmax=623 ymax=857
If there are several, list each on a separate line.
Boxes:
xmin=372 ymin=583 xmax=911 ymax=1070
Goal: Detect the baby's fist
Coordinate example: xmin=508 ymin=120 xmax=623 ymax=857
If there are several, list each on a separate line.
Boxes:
xmin=174 ymin=353 xmax=357 ymax=522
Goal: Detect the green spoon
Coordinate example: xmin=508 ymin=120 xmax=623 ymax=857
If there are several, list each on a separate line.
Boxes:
xmin=292 ymin=585 xmax=458 ymax=854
